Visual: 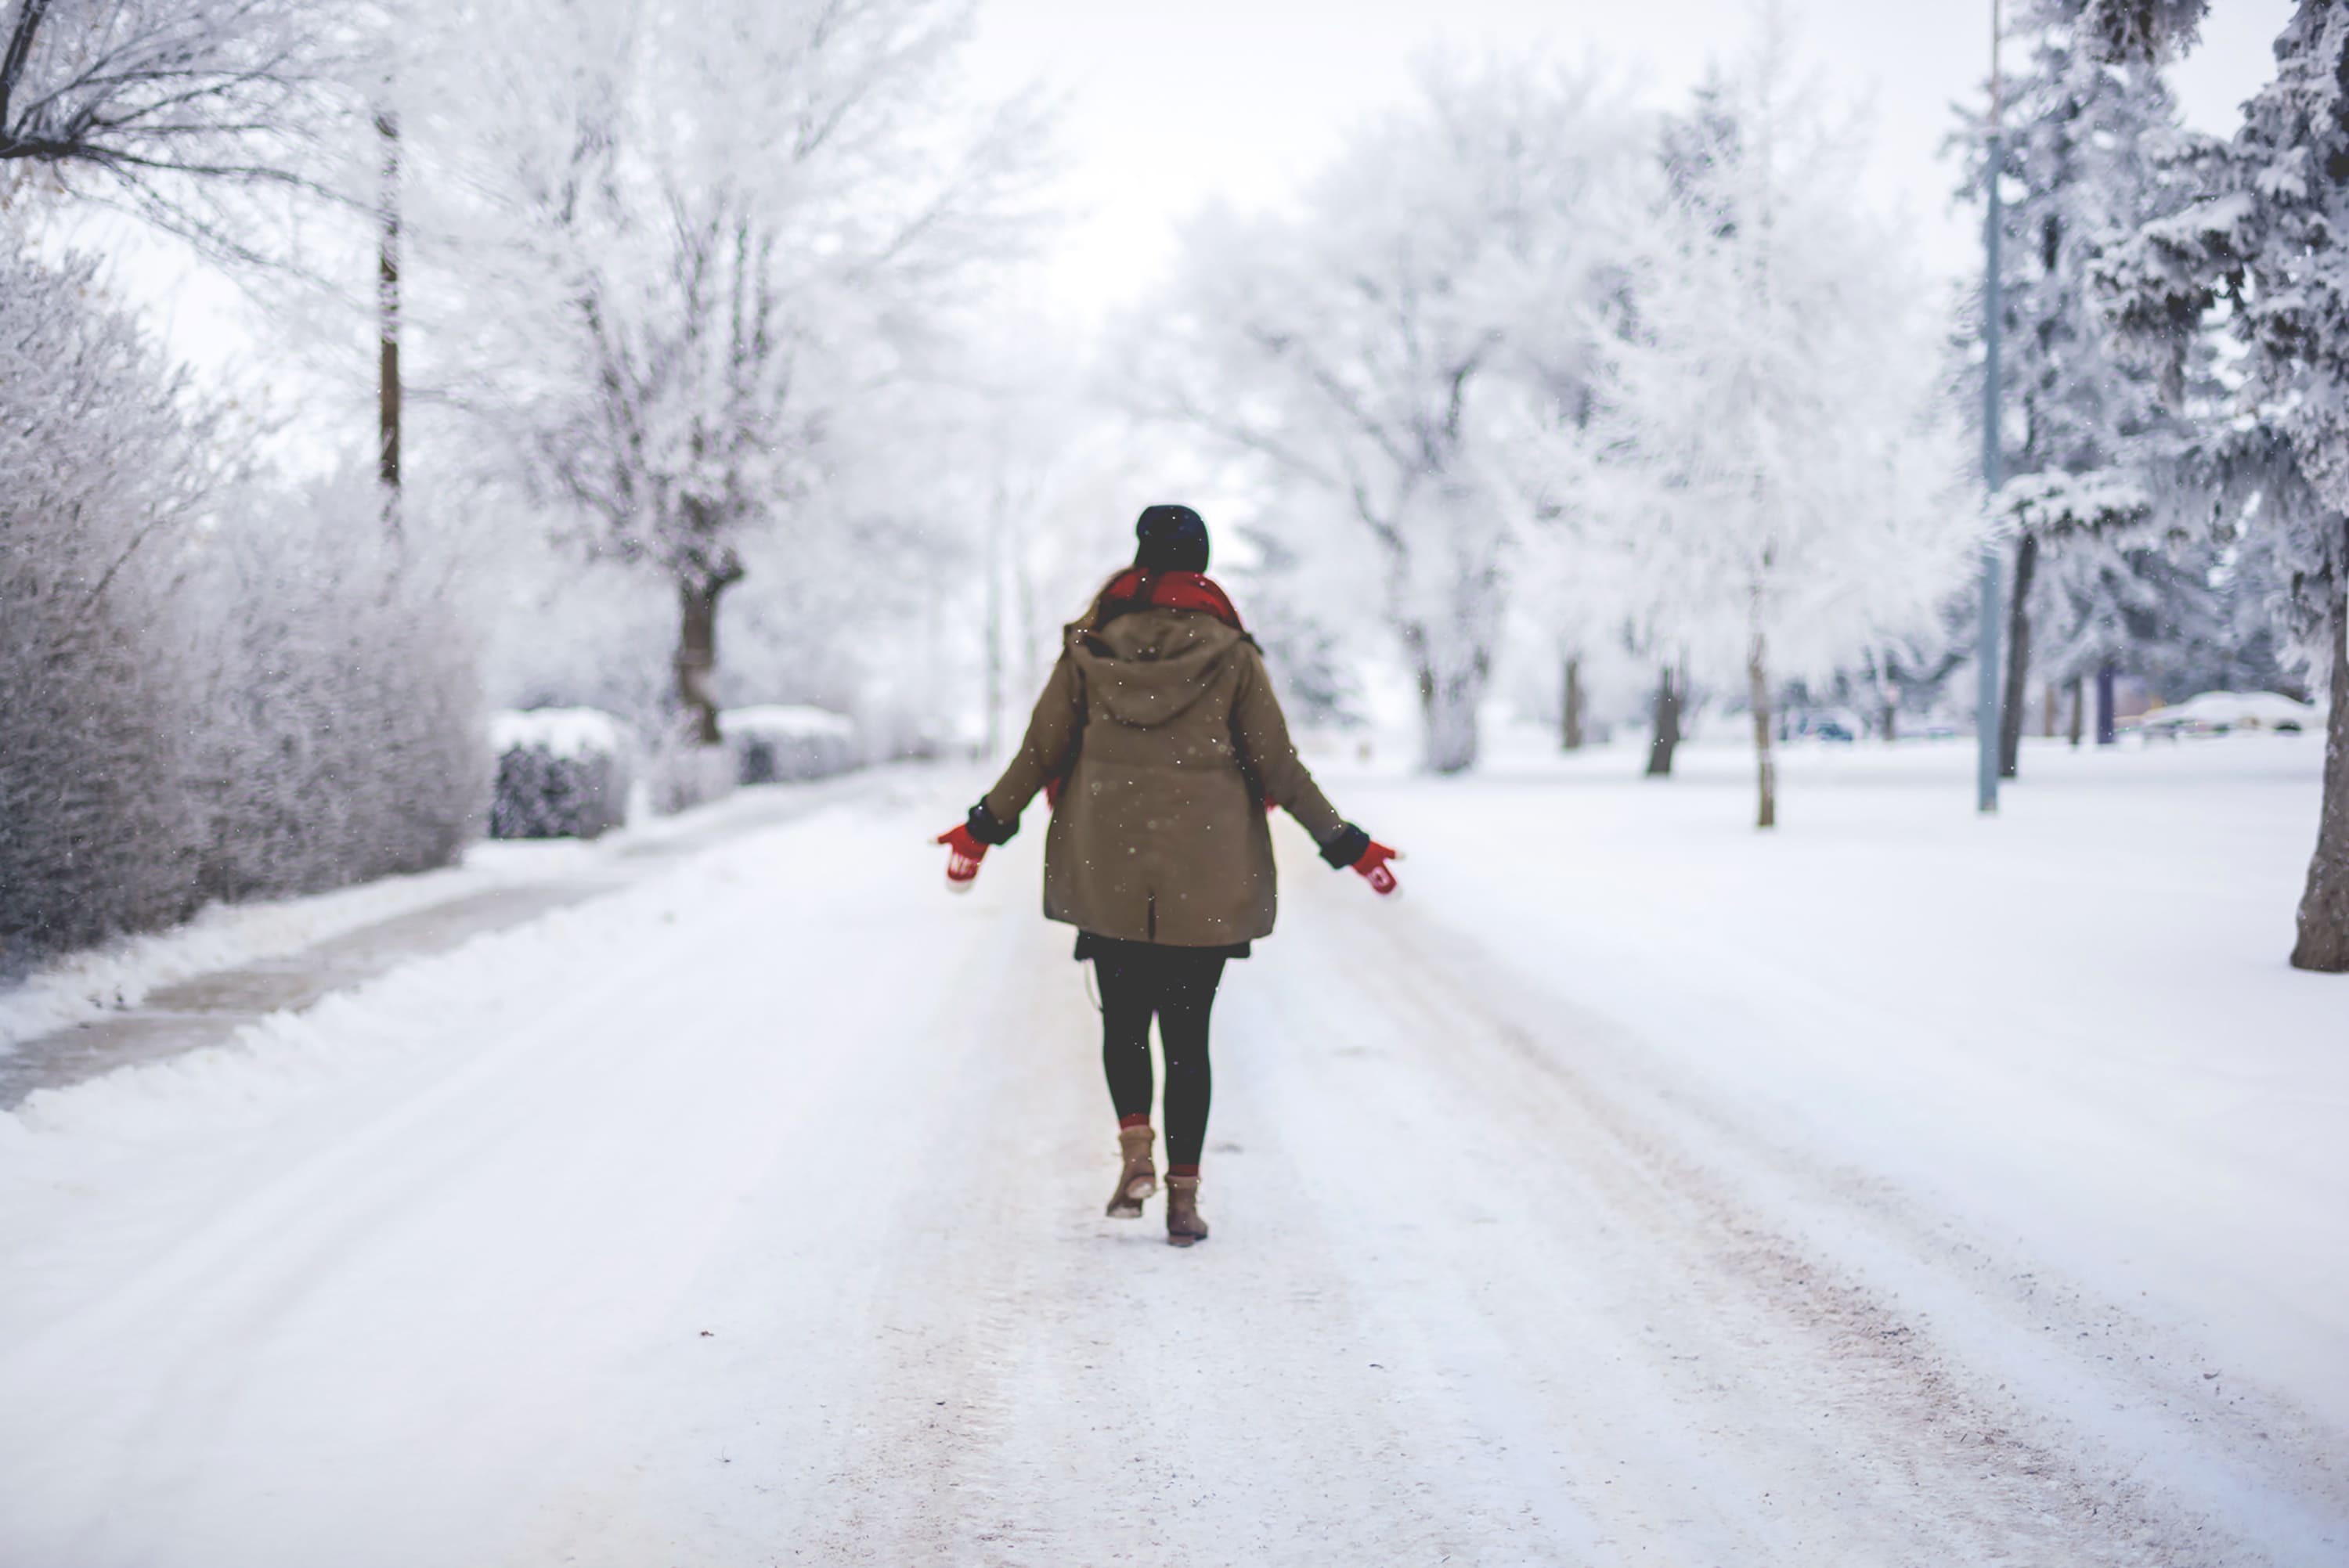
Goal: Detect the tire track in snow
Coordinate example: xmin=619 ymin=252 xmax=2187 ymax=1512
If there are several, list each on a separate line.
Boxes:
xmin=784 ymin=850 xmax=1571 ymax=1565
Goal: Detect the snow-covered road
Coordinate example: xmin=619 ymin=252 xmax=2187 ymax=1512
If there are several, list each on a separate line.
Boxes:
xmin=2 ymin=753 xmax=2343 ymax=1566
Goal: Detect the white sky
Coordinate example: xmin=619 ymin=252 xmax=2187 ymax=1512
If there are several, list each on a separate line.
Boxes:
xmin=964 ymin=0 xmax=2297 ymax=317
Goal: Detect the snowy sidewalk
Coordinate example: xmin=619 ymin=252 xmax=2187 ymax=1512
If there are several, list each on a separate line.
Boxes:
xmin=0 ymin=774 xmax=868 ymax=1109
xmin=0 ymin=747 xmax=2341 ymax=1566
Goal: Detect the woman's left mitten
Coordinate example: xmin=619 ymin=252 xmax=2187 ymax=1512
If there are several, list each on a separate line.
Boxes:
xmin=936 ymin=824 xmax=988 ymax=892
xmin=1353 ymin=841 xmax=1402 ymax=896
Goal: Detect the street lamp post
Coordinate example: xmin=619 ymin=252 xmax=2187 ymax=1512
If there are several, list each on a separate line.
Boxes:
xmin=1976 ymin=0 xmax=2005 ymax=815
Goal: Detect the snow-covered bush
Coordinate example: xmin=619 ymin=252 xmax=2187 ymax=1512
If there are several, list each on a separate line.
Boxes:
xmin=0 ymin=242 xmax=211 ymax=967
xmin=726 ymin=706 xmax=859 ymax=784
xmin=182 ymin=473 xmax=488 ymax=899
xmin=1 ymin=237 xmax=486 ymax=966
xmin=489 ymin=709 xmax=632 ymax=839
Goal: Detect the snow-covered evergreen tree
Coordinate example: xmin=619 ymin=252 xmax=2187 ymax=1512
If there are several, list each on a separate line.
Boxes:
xmin=1954 ymin=0 xmax=2211 ymax=778
xmin=2100 ymin=1 xmax=2349 ymax=971
xmin=2073 ymin=0 xmax=2208 ymax=63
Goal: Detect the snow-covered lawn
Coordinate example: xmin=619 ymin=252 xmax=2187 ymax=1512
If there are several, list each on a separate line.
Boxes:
xmin=1338 ymin=728 xmax=2349 ymax=1423
xmin=0 ymin=740 xmax=2340 ymax=1565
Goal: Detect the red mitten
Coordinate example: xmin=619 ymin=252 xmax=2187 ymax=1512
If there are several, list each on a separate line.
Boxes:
xmin=936 ymin=824 xmax=987 ymax=892
xmin=1352 ymin=841 xmax=1402 ymax=896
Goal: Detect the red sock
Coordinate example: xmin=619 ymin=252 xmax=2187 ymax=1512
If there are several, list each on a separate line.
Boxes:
xmin=1168 ymin=1163 xmax=1200 ymax=1180
xmin=1118 ymin=1113 xmax=1151 ymax=1130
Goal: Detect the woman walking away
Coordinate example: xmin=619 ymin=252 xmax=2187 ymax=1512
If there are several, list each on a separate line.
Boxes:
xmin=936 ymin=504 xmax=1400 ymax=1247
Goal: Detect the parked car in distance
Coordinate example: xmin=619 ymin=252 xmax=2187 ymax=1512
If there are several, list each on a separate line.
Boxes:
xmin=2136 ymin=690 xmax=2320 ymax=739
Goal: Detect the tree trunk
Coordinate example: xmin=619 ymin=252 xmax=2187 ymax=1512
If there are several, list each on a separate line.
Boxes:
xmin=1416 ymin=651 xmax=1487 ymax=774
xmin=2043 ymin=681 xmax=2059 ymax=737
xmin=376 ymin=106 xmax=402 ymax=531
xmin=1561 ymin=657 xmax=1584 ymax=752
xmin=1998 ymin=533 xmax=2038 ymax=779
xmin=2290 ymin=579 xmax=2349 ymax=972
xmin=1748 ymin=635 xmax=1777 ymax=830
xmin=2095 ymin=664 xmax=2117 ymax=745
xmin=1646 ymin=665 xmax=1682 ymax=777
xmin=2067 ymin=675 xmax=2084 ymax=748
xmin=675 ymin=575 xmax=734 ymax=747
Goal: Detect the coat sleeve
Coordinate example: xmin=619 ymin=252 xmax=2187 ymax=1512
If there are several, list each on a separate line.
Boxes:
xmin=1230 ymin=643 xmax=1353 ymax=850
xmin=975 ymin=650 xmax=1083 ymax=839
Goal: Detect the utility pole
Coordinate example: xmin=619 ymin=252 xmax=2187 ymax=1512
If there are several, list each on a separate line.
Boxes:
xmin=1976 ymin=0 xmax=2005 ymax=815
xmin=377 ymin=103 xmax=402 ymax=533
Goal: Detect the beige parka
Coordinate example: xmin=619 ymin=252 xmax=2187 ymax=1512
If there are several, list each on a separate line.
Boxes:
xmin=978 ymin=604 xmax=1354 ymax=948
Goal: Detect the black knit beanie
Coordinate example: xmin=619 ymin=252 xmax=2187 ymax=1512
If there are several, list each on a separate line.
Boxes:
xmin=1134 ymin=504 xmax=1210 ymax=573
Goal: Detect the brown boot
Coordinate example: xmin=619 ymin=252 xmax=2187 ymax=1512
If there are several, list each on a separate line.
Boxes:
xmin=1165 ymin=1174 xmax=1209 ymax=1247
xmin=1106 ymin=1125 xmax=1156 ymax=1218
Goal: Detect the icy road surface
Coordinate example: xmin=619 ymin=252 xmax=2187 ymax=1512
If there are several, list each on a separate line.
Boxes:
xmin=1 ymin=748 xmax=2343 ymax=1566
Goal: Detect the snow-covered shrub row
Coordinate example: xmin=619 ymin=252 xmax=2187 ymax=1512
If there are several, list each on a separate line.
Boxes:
xmin=183 ymin=474 xmax=487 ymax=902
xmin=0 ymin=243 xmax=485 ymax=968
xmin=726 ymin=706 xmax=859 ymax=784
xmin=0 ymin=246 xmax=211 ymax=964
xmin=0 ymin=247 xmax=211 ymax=957
xmin=489 ymin=710 xmax=632 ymax=839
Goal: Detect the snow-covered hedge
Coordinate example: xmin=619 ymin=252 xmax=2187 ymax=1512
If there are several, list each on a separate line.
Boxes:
xmin=489 ymin=709 xmax=633 ymax=839
xmin=726 ymin=705 xmax=860 ymax=784
xmin=187 ymin=476 xmax=488 ymax=902
xmin=2 ymin=245 xmax=211 ymax=964
xmin=0 ymin=243 xmax=485 ymax=968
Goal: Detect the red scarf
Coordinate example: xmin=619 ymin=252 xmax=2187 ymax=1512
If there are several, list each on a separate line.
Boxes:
xmin=1099 ymin=569 xmax=1245 ymax=632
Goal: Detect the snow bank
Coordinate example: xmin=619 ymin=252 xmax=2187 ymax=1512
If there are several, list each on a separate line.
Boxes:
xmin=0 ymin=863 xmax=491 ymax=1055
xmin=0 ymin=762 xmax=856 ymax=1058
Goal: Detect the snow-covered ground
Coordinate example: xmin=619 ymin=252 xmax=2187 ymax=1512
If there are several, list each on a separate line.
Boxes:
xmin=0 ymin=739 xmax=2340 ymax=1565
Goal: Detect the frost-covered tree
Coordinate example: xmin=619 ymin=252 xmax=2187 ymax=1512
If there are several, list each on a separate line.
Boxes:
xmin=1134 ymin=59 xmax=1645 ymax=773
xmin=1954 ymin=0 xmax=2208 ymax=779
xmin=432 ymin=0 xmax=1032 ymax=754
xmin=1571 ymin=21 xmax=1975 ymax=827
xmin=0 ymin=0 xmax=351 ymax=257
xmin=2074 ymin=0 xmax=2207 ymax=62
xmin=2100 ymin=1 xmax=2349 ymax=971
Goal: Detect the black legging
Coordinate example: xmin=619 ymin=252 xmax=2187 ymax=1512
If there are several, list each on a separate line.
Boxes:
xmin=1092 ymin=939 xmax=1229 ymax=1170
